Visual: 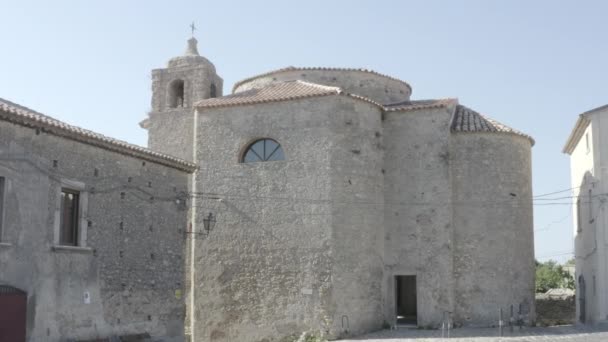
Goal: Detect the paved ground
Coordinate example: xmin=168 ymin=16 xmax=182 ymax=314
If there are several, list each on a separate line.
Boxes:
xmin=337 ymin=325 xmax=608 ymax=341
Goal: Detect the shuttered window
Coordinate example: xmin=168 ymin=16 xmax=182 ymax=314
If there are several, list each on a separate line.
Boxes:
xmin=59 ymin=189 xmax=80 ymax=246
xmin=0 ymin=177 xmax=4 ymax=240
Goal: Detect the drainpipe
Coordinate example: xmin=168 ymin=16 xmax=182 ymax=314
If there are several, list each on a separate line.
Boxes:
xmin=600 ymin=195 xmax=608 ymax=321
xmin=188 ymin=108 xmax=200 ymax=341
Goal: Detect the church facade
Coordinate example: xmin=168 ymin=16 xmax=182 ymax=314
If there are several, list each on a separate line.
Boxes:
xmin=141 ymin=38 xmax=536 ymax=341
xmin=0 ymin=36 xmax=535 ymax=341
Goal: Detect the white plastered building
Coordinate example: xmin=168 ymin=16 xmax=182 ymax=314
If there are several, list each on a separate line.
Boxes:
xmin=564 ymin=104 xmax=608 ymax=324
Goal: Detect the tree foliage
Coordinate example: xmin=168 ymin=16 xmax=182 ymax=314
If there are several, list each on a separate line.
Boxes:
xmin=535 ymin=259 xmax=575 ymax=293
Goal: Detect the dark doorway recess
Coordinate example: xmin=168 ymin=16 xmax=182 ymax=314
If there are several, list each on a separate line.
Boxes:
xmin=579 ymin=275 xmax=586 ymax=323
xmin=0 ymin=285 xmax=27 ymax=342
xmin=395 ymin=275 xmax=417 ymax=325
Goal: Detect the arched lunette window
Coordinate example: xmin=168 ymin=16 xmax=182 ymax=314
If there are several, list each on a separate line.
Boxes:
xmin=242 ymin=139 xmax=285 ymax=163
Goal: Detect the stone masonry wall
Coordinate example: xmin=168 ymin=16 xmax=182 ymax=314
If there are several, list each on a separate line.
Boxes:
xmin=450 ymin=133 xmax=535 ymax=326
xmin=327 ymin=98 xmax=385 ymax=338
xmin=192 ymin=96 xmax=385 ymax=341
xmin=382 ymin=106 xmax=456 ymax=327
xmin=0 ymin=120 xmax=190 ymax=342
xmin=536 ymin=292 xmax=576 ymax=326
xmin=233 ymin=69 xmax=411 ymax=104
xmin=192 ymin=98 xmax=335 ymax=342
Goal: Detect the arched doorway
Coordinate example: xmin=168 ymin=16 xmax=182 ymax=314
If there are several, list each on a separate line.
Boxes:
xmin=578 ymin=275 xmax=586 ymax=323
xmin=0 ymin=285 xmax=26 ymax=342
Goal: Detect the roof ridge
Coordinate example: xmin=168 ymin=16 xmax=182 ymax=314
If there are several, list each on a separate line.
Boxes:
xmin=0 ymin=98 xmax=197 ymax=172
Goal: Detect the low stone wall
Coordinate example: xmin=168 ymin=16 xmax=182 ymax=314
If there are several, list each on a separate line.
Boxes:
xmin=535 ymin=292 xmax=575 ymax=326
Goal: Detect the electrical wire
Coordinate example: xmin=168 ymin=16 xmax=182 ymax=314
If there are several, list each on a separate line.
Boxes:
xmin=535 ymin=212 xmax=572 ymax=232
xmin=1 ymin=154 xmax=602 ymax=208
xmin=533 ymin=186 xmax=581 ymax=198
xmin=537 ymin=251 xmax=574 ymax=259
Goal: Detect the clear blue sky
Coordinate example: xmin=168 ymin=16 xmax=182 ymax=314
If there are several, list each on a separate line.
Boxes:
xmin=2 ymin=0 xmax=607 ymax=263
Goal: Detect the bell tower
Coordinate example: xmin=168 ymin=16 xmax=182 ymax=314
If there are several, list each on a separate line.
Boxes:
xmin=140 ymin=36 xmax=223 ymax=161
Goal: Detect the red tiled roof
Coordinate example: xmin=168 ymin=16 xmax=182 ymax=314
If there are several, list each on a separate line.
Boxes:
xmin=451 ymin=105 xmax=534 ymax=145
xmin=384 ymin=98 xmax=458 ymax=112
xmin=197 ymin=80 xmax=533 ymax=145
xmin=196 ymin=80 xmax=382 ymax=109
xmin=0 ymin=98 xmax=197 ymax=172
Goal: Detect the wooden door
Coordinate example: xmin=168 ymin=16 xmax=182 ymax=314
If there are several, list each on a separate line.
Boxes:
xmin=0 ymin=285 xmax=27 ymax=342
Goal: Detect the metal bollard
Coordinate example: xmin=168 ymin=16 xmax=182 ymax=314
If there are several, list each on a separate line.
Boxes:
xmin=442 ymin=311 xmax=446 ymax=339
xmin=499 ymin=308 xmax=504 ymax=337
xmin=509 ymin=304 xmax=514 ymax=333
xmin=518 ymin=303 xmax=524 ymax=330
xmin=447 ymin=311 xmax=452 ymax=338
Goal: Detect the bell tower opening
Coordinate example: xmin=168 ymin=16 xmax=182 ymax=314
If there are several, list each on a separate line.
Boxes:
xmin=168 ymin=79 xmax=185 ymax=108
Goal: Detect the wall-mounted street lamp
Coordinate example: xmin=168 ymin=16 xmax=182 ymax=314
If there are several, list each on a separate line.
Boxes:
xmin=202 ymin=212 xmax=216 ymax=236
xmin=185 ymin=212 xmax=216 ymax=239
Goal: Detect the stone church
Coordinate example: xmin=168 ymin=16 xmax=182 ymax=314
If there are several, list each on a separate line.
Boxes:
xmin=141 ymin=37 xmax=536 ymax=341
xmin=0 ymin=36 xmax=535 ymax=342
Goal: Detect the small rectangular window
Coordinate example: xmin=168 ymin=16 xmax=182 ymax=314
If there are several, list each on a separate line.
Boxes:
xmin=0 ymin=177 xmax=4 ymax=240
xmin=577 ymin=197 xmax=582 ymax=233
xmin=59 ymin=189 xmax=80 ymax=246
xmin=589 ymin=189 xmax=593 ymax=223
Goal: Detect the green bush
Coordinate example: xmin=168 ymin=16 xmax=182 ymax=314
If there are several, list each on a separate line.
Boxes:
xmin=535 ymin=259 xmax=575 ymax=293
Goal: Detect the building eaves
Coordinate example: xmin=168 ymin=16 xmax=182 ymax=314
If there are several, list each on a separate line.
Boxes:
xmin=451 ymin=105 xmax=535 ymax=145
xmin=384 ymin=98 xmax=458 ymax=112
xmin=562 ymin=116 xmax=591 ymax=155
xmin=0 ymin=98 xmax=197 ymax=173
xmin=232 ymin=66 xmax=412 ymax=94
xmin=562 ymin=104 xmax=608 ymax=155
xmin=198 ymin=82 xmax=534 ymax=148
xmin=199 ymin=82 xmax=465 ymax=116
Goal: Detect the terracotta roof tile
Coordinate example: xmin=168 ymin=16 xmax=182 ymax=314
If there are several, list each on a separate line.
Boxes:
xmin=451 ymin=105 xmax=534 ymax=145
xmin=0 ymin=98 xmax=197 ymax=172
xmin=384 ymin=98 xmax=458 ymax=112
xmin=197 ymin=80 xmax=345 ymax=109
xmin=197 ymin=82 xmax=533 ymax=146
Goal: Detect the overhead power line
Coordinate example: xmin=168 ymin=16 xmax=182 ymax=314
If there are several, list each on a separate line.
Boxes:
xmin=533 ymin=186 xmax=580 ymax=198
xmin=537 ymin=251 xmax=574 ymax=258
xmin=1 ymin=154 xmax=602 ymax=208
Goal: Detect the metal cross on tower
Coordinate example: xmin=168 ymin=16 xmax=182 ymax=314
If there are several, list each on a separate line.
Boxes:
xmin=190 ymin=22 xmax=196 ymax=37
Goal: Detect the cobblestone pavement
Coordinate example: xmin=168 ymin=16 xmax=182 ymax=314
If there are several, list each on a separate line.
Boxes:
xmin=337 ymin=325 xmax=608 ymax=342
